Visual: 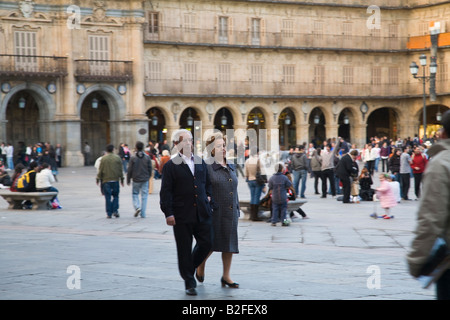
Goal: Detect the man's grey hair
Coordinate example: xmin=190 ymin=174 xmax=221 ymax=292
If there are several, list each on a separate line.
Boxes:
xmin=171 ymin=129 xmax=193 ymax=145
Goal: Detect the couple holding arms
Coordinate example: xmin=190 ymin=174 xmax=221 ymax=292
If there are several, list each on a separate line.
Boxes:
xmin=159 ymin=129 xmax=239 ymax=296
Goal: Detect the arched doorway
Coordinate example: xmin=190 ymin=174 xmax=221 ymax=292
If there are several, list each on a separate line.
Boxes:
xmin=246 ymin=107 xmax=266 ymax=151
xmin=5 ymin=90 xmax=40 ymax=153
xmin=279 ymin=108 xmax=296 ymax=150
xmin=417 ymin=104 xmax=450 ymax=139
xmin=80 ymin=92 xmax=110 ymax=165
xmin=309 ymin=107 xmax=326 ymax=147
xmin=366 ymin=107 xmax=398 ymax=141
xmin=180 ymin=107 xmax=201 ymax=153
xmin=214 ymin=107 xmax=234 ymax=134
xmin=146 ymin=107 xmax=166 ymax=143
xmin=338 ymin=108 xmax=354 ymax=142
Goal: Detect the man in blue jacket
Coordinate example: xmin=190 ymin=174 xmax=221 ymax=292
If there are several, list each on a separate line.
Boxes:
xmin=160 ymin=129 xmax=214 ymax=296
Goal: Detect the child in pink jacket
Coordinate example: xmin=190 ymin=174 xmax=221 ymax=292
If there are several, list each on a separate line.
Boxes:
xmin=375 ymin=174 xmax=397 ymax=219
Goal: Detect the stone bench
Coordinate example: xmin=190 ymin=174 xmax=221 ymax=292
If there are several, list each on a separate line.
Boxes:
xmin=0 ymin=190 xmax=57 ymax=210
xmin=239 ymin=198 xmax=307 ymax=220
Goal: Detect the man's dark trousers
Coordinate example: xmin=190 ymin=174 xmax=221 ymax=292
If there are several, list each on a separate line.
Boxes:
xmin=173 ymin=218 xmax=212 ymax=289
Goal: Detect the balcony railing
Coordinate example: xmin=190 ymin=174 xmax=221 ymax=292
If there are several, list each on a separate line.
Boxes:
xmin=145 ymin=79 xmax=449 ymax=98
xmin=144 ymin=26 xmax=408 ymax=51
xmin=0 ymin=54 xmax=68 ymax=79
xmin=232 ymin=0 xmax=443 ymax=8
xmin=74 ymin=59 xmax=133 ymax=82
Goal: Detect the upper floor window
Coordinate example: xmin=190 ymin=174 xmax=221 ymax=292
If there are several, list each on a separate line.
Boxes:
xmin=88 ymin=35 xmax=110 ymax=75
xmin=371 ymin=66 xmax=381 ymax=85
xmin=184 ymin=63 xmax=197 ymax=82
xmin=251 ymin=18 xmax=261 ymax=45
xmin=282 ymin=19 xmax=294 ymax=38
xmin=218 ymin=63 xmax=231 ymax=82
xmin=343 ymin=66 xmax=353 ymax=84
xmin=14 ymin=31 xmax=37 ymax=72
xmin=283 ymin=65 xmax=295 ymax=84
xmin=147 ymin=12 xmax=160 ymax=40
xmin=251 ymin=64 xmax=263 ymax=84
xmin=184 ymin=13 xmax=196 ymax=33
xmin=218 ymin=16 xmax=229 ymax=44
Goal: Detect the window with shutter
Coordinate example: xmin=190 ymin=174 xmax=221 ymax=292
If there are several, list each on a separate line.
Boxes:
xmin=218 ymin=16 xmax=228 ymax=44
xmin=251 ymin=64 xmax=263 ymax=84
xmin=388 ymin=67 xmax=398 ymax=85
xmin=313 ymin=21 xmax=323 ymax=40
xmin=251 ymin=18 xmax=261 ymax=46
xmin=218 ymin=63 xmax=230 ymax=82
xmin=184 ymin=63 xmax=197 ymax=82
xmin=148 ymin=61 xmax=161 ymax=81
xmin=184 ymin=13 xmax=196 ymax=33
xmin=88 ymin=35 xmax=110 ymax=76
xmin=343 ymin=22 xmax=352 ymax=40
xmin=147 ymin=12 xmax=159 ymax=40
xmin=314 ymin=65 xmax=325 ymax=84
xmin=282 ymin=19 xmax=294 ymax=38
xmin=14 ymin=31 xmax=37 ymax=72
xmin=343 ymin=66 xmax=353 ymax=84
xmin=283 ymin=65 xmax=295 ymax=84
xmin=371 ymin=67 xmax=381 ymax=85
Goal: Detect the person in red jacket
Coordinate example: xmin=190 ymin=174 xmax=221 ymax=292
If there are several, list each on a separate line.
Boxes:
xmin=410 ymin=146 xmax=428 ymax=200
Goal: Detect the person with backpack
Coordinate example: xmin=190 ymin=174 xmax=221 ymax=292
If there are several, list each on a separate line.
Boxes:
xmin=17 ymin=161 xmax=38 ymax=192
xmin=127 ymin=141 xmax=152 ymax=218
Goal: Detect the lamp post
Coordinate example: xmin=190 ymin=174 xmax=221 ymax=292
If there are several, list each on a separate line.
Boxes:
xmin=409 ymin=54 xmax=437 ymax=140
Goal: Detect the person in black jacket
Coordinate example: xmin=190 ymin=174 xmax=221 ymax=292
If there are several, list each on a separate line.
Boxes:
xmin=127 ymin=141 xmax=152 ymax=218
xmin=335 ymin=150 xmax=359 ymax=203
xmin=159 ymin=129 xmax=215 ymax=296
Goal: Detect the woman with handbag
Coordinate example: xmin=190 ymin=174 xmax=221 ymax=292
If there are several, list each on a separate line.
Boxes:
xmin=245 ymin=147 xmax=265 ymax=221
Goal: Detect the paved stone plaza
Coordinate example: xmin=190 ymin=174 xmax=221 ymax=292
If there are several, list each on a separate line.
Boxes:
xmin=0 ymin=166 xmax=435 ymax=300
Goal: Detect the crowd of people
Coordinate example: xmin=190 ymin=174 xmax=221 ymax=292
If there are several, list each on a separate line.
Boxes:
xmin=1 ymin=117 xmax=449 ymax=298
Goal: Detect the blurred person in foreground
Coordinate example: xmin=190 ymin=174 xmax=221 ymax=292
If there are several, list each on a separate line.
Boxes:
xmin=407 ymin=109 xmax=450 ymax=300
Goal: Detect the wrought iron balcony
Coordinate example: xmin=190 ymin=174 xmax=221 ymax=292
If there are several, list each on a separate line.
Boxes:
xmin=144 ymin=25 xmax=408 ymax=51
xmin=74 ymin=59 xmax=133 ymax=82
xmin=0 ymin=54 xmax=68 ymax=79
xmin=145 ymin=79 xmax=449 ymax=98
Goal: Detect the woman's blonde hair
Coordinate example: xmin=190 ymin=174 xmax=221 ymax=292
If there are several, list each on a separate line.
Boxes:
xmin=205 ymin=132 xmax=226 ymax=157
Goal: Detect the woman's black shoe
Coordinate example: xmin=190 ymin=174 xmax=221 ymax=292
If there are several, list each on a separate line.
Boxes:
xmin=195 ymin=270 xmax=204 ymax=283
xmin=221 ymin=277 xmax=239 ymax=288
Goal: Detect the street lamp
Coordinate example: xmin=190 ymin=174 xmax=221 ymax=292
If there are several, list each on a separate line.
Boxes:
xmin=186 ymin=109 xmax=194 ymax=127
xmin=360 ymin=101 xmax=368 ymax=121
xmin=18 ymin=97 xmax=26 ymax=109
xmin=409 ymin=54 xmax=437 ymax=140
xmin=285 ymin=114 xmax=291 ymax=126
xmin=91 ymin=97 xmax=99 ymax=109
xmin=220 ymin=109 xmax=228 ymax=126
xmin=151 ymin=115 xmax=158 ymax=126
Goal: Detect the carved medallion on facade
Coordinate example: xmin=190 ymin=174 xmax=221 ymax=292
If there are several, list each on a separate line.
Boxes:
xmin=19 ymin=0 xmax=34 ymax=18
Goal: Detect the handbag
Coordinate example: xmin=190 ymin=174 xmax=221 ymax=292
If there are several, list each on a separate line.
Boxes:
xmin=419 ymin=237 xmax=449 ymax=276
xmin=256 ymin=159 xmax=267 ymax=186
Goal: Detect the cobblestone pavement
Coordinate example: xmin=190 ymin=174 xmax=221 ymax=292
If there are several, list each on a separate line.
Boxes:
xmin=0 ymin=166 xmax=435 ymax=300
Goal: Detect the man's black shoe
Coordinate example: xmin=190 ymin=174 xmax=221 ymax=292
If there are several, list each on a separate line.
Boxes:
xmin=185 ymin=288 xmax=197 ymax=296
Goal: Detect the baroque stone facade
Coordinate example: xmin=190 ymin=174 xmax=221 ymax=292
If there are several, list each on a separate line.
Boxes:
xmin=0 ymin=0 xmax=449 ymax=165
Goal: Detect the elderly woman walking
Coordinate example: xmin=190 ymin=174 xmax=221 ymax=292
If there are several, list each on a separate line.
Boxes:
xmin=196 ymin=132 xmax=240 ymax=288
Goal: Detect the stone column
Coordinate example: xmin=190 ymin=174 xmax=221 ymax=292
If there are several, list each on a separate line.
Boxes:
xmin=297 ymin=123 xmax=310 ymax=145
xmin=325 ymin=124 xmax=339 ymax=141
xmin=352 ymin=123 xmax=368 ymax=148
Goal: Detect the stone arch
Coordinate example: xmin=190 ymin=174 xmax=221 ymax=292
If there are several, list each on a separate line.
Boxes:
xmin=76 ymin=84 xmax=126 ymax=121
xmin=0 ymin=82 xmax=56 ymax=121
